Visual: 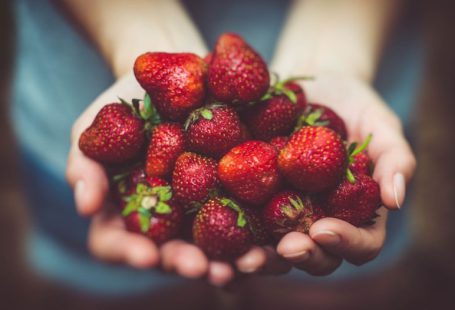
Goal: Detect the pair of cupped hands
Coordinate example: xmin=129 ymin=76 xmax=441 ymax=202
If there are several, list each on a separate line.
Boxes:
xmin=66 ymin=69 xmax=415 ymax=287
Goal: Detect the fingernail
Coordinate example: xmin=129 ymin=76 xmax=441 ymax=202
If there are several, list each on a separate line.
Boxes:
xmin=393 ymin=173 xmax=405 ymax=209
xmin=312 ymin=230 xmax=340 ymax=246
xmin=74 ymin=180 xmax=86 ymax=211
xmin=283 ymin=250 xmax=310 ymax=263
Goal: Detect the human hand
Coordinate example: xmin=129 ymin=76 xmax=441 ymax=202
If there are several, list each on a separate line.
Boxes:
xmin=275 ymin=73 xmax=416 ymax=275
xmin=66 ymin=73 xmax=290 ymax=286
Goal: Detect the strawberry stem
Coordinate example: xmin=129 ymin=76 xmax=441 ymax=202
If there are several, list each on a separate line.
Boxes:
xmin=346 ymin=168 xmax=356 ymax=184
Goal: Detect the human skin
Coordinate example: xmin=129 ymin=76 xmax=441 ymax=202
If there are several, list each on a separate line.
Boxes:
xmin=65 ymin=0 xmax=415 ymax=285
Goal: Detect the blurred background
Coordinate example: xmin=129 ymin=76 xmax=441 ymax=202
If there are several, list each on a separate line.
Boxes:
xmin=1 ymin=0 xmax=455 ymax=309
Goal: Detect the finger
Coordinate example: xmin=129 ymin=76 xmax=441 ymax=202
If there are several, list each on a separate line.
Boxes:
xmin=66 ymin=144 xmax=108 ymax=216
xmin=235 ymin=246 xmax=267 ymax=274
xmin=310 ymin=207 xmax=388 ymax=265
xmin=208 ymin=262 xmax=235 ymax=287
xmin=160 ymin=240 xmax=209 ymax=279
xmin=360 ymin=104 xmax=416 ymax=209
xmin=277 ymin=232 xmax=342 ymax=276
xmin=88 ymin=210 xmax=159 ymax=268
xmin=260 ymin=246 xmax=292 ymax=275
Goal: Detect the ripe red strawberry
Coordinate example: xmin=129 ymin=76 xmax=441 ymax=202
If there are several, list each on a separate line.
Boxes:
xmin=278 ymin=126 xmax=347 ymax=192
xmin=185 ymin=104 xmax=243 ymax=158
xmin=262 ymin=191 xmax=325 ymax=240
xmin=218 ymin=141 xmax=280 ymax=205
xmin=269 ymin=136 xmax=289 ymax=152
xmin=193 ymin=197 xmax=254 ymax=260
xmin=79 ymin=103 xmax=145 ymax=164
xmin=295 ymin=103 xmax=348 ymax=140
xmin=172 ymin=152 xmax=220 ymax=209
xmin=208 ymin=33 xmax=270 ymax=103
xmin=349 ymin=152 xmax=373 ymax=176
xmin=134 ymin=52 xmax=207 ymax=121
xmin=145 ymin=123 xmax=186 ymax=178
xmin=323 ymin=174 xmax=381 ymax=226
xmin=120 ymin=178 xmax=183 ymax=244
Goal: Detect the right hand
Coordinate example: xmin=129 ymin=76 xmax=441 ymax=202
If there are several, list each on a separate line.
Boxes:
xmin=66 ymin=73 xmax=290 ymax=286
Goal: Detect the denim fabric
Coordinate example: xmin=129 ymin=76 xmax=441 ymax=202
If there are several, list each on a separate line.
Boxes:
xmin=11 ymin=0 xmax=422 ymax=295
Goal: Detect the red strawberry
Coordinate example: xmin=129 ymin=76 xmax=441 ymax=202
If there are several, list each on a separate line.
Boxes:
xmin=134 ymin=52 xmax=207 ymax=121
xmin=262 ymin=191 xmax=325 ymax=240
xmin=121 ymin=178 xmax=182 ymax=244
xmin=323 ymin=174 xmax=381 ymax=226
xmin=278 ymin=126 xmax=347 ymax=192
xmin=283 ymin=81 xmax=307 ymax=110
xmin=185 ymin=104 xmax=243 ymax=158
xmin=269 ymin=136 xmax=289 ymax=152
xmin=218 ymin=141 xmax=280 ymax=205
xmin=295 ymin=103 xmax=348 ymax=140
xmin=172 ymin=152 xmax=220 ymax=209
xmin=208 ymin=33 xmax=270 ymax=103
xmin=349 ymin=152 xmax=373 ymax=176
xmin=145 ymin=123 xmax=186 ymax=178
xmin=193 ymin=197 xmax=254 ymax=260
xmin=79 ymin=103 xmax=145 ymax=164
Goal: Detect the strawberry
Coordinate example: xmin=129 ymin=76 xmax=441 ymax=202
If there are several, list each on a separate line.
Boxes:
xmin=208 ymin=33 xmax=270 ymax=103
xmin=269 ymin=136 xmax=289 ymax=152
xmin=172 ymin=152 xmax=220 ymax=209
xmin=79 ymin=103 xmax=145 ymax=164
xmin=193 ymin=197 xmax=254 ymax=260
xmin=278 ymin=126 xmax=347 ymax=192
xmin=218 ymin=141 xmax=280 ymax=205
xmin=134 ymin=52 xmax=207 ymax=121
xmin=262 ymin=191 xmax=325 ymax=240
xmin=295 ymin=103 xmax=347 ymax=140
xmin=323 ymin=174 xmax=381 ymax=226
xmin=120 ymin=178 xmax=182 ymax=244
xmin=145 ymin=123 xmax=186 ymax=178
xmin=185 ymin=104 xmax=243 ymax=158
xmin=349 ymin=152 xmax=373 ymax=176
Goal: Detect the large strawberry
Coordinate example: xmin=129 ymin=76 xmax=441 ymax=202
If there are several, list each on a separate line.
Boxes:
xmin=134 ymin=52 xmax=207 ymax=121
xmin=323 ymin=174 xmax=381 ymax=226
xmin=262 ymin=191 xmax=325 ymax=240
xmin=120 ymin=177 xmax=182 ymax=244
xmin=207 ymin=33 xmax=270 ymax=103
xmin=79 ymin=103 xmax=145 ymax=164
xmin=146 ymin=123 xmax=186 ymax=178
xmin=185 ymin=104 xmax=243 ymax=158
xmin=172 ymin=152 xmax=220 ymax=210
xmin=218 ymin=141 xmax=280 ymax=205
xmin=278 ymin=126 xmax=347 ymax=192
xmin=193 ymin=197 xmax=254 ymax=260
xmin=295 ymin=103 xmax=347 ymax=140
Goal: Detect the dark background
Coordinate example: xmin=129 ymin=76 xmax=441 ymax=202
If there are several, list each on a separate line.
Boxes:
xmin=1 ymin=0 xmax=455 ymax=309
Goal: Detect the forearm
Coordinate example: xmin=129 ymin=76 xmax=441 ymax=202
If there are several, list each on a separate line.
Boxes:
xmin=271 ymin=0 xmax=403 ymax=82
xmin=63 ymin=0 xmax=207 ymax=78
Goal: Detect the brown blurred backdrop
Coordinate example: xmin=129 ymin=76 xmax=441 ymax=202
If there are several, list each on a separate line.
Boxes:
xmin=1 ymin=0 xmax=455 ymax=309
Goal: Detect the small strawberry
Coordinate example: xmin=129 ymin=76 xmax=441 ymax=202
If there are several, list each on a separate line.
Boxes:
xmin=134 ymin=52 xmax=207 ymax=121
xmin=193 ymin=197 xmax=254 ymax=260
xmin=185 ymin=104 xmax=243 ymax=158
xmin=323 ymin=174 xmax=381 ymax=227
xmin=278 ymin=126 xmax=347 ymax=192
xmin=295 ymin=103 xmax=348 ymax=140
xmin=208 ymin=33 xmax=270 ymax=103
xmin=349 ymin=152 xmax=373 ymax=176
xmin=172 ymin=152 xmax=220 ymax=209
xmin=262 ymin=191 xmax=325 ymax=240
xmin=121 ymin=178 xmax=182 ymax=244
xmin=145 ymin=123 xmax=186 ymax=178
xmin=218 ymin=141 xmax=280 ymax=205
xmin=269 ymin=136 xmax=289 ymax=152
xmin=79 ymin=103 xmax=145 ymax=164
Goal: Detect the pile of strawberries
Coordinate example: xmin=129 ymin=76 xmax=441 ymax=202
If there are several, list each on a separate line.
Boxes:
xmin=79 ymin=33 xmax=381 ymax=261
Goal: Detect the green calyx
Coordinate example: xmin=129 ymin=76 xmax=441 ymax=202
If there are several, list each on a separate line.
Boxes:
xmin=346 ymin=134 xmax=373 ymax=184
xmin=281 ymin=196 xmax=305 ymax=219
xmin=294 ymin=106 xmax=330 ymax=132
xmin=118 ymin=93 xmax=161 ymax=133
xmin=184 ymin=103 xmax=225 ymax=130
xmin=220 ymin=197 xmax=247 ymax=228
xmin=260 ymin=75 xmax=315 ymax=104
xmin=121 ymin=182 xmax=173 ymax=233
